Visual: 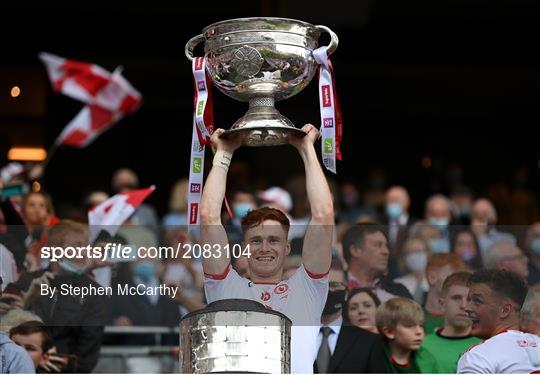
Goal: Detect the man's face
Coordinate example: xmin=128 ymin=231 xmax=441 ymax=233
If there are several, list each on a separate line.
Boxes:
xmin=386 ymin=322 xmax=425 ymax=351
xmin=385 ymin=188 xmax=409 ymax=212
xmin=426 ymin=200 xmax=451 ymax=222
xmin=466 ymin=283 xmax=503 ymax=339
xmin=23 ymin=194 xmax=49 ymax=226
xmin=11 ymin=332 xmax=46 ymax=367
xmin=245 ymin=220 xmax=290 ymax=279
xmin=354 ymin=231 xmax=389 ymax=276
xmin=442 ymin=285 xmax=471 ymax=329
xmin=498 ymin=247 xmax=529 ymax=280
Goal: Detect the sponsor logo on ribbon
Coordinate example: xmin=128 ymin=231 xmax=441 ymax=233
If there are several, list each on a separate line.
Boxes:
xmin=190 ymin=183 xmax=201 ymax=193
xmin=197 ymin=81 xmax=206 ymax=91
xmin=196 ymin=100 xmax=205 ymax=116
xmin=322 ymin=85 xmax=332 ymax=107
xmin=193 ymin=157 xmax=202 ymax=173
xmin=324 ymin=138 xmax=333 ymax=153
xmin=189 ymin=203 xmax=199 ymax=224
xmin=323 ymin=118 xmax=334 ymax=128
xmin=195 ymin=57 xmax=204 ymax=71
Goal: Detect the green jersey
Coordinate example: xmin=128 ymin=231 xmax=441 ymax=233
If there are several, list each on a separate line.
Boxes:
xmin=383 ymin=342 xmax=439 ymax=373
xmin=423 ymin=308 xmax=444 ymax=335
xmin=421 ymin=329 xmax=482 ymax=373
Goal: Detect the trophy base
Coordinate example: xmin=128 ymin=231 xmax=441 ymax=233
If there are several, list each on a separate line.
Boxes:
xmin=220 ymin=97 xmax=306 ymax=147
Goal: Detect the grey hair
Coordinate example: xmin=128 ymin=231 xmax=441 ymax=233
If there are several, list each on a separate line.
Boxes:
xmin=521 ymin=291 xmax=540 ymax=324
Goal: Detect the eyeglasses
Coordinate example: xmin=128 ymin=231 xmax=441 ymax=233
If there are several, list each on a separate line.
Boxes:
xmin=329 ymin=281 xmax=347 ymax=291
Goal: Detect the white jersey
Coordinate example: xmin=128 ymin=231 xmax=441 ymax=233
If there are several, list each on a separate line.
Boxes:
xmin=204 ymin=264 xmax=328 ymax=374
xmin=457 ymin=330 xmax=540 ymax=374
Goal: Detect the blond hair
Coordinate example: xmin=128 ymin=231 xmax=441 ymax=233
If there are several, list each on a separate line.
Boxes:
xmin=376 ymin=297 xmax=424 ymax=334
xmin=47 ymin=220 xmax=89 ymax=247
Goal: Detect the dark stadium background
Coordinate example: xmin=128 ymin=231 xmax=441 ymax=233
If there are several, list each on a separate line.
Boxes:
xmin=1 ymin=0 xmax=539 ymax=217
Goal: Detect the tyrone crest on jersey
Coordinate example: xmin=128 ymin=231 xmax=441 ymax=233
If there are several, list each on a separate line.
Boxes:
xmin=260 ymin=291 xmax=271 ymax=302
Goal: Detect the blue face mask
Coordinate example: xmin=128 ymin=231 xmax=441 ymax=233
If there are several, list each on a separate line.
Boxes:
xmin=429 ymin=238 xmax=449 ymax=254
xmin=233 ymin=203 xmax=255 ymax=219
xmin=59 ymin=260 xmax=86 ymax=276
xmin=531 ymin=238 xmax=540 ymax=255
xmin=429 ymin=217 xmax=449 ymax=228
xmin=386 ymin=203 xmax=403 ymax=220
xmin=133 ymin=262 xmax=157 ymax=281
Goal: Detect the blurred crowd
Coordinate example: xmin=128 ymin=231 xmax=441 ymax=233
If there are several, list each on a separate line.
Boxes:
xmin=1 ymin=164 xmax=540 ymax=373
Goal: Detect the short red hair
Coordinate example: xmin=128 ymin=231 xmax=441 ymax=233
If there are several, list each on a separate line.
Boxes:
xmin=241 ymin=207 xmax=290 ymax=235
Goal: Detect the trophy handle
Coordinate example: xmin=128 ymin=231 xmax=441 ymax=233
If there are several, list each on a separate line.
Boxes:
xmin=315 ymin=25 xmax=339 ymax=56
xmin=185 ymin=34 xmax=205 ymax=61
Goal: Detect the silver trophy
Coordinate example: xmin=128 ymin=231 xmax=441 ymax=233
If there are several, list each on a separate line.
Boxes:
xmin=185 ymin=17 xmax=338 ymax=146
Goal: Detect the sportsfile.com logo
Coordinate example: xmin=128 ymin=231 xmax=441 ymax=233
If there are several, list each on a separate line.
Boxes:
xmin=322 ymin=85 xmax=332 ymax=107
xmin=190 ymin=183 xmax=201 ymax=193
xmin=197 ymin=81 xmax=206 ymax=91
xmin=323 ymin=118 xmax=334 ymax=128
xmin=192 ymin=157 xmax=202 ymax=173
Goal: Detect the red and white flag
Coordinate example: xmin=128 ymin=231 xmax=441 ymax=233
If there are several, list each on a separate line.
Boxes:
xmin=88 ymin=186 xmax=155 ymax=242
xmin=39 ymin=52 xmax=142 ymax=147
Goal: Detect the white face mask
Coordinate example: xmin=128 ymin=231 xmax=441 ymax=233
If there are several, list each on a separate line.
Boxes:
xmin=405 ymin=252 xmax=428 ymax=273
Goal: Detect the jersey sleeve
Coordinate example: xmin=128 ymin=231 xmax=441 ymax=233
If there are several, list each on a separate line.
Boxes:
xmin=204 ymin=264 xmax=246 ymax=303
xmin=457 ymin=348 xmax=494 ymax=374
xmin=288 ymin=264 xmax=329 ymax=325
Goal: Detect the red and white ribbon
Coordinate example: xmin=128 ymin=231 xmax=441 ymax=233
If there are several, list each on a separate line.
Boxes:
xmin=313 ymin=47 xmax=343 ymax=174
xmin=187 ymin=57 xmax=214 ymax=231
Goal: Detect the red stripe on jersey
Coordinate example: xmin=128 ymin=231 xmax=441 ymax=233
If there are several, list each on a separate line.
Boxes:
xmin=204 ymin=263 xmax=231 ymax=280
xmin=304 ymin=265 xmax=329 ymax=279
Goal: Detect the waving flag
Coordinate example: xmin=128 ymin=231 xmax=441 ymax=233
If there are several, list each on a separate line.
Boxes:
xmin=88 ymin=186 xmax=155 ymax=242
xmin=39 ymin=52 xmax=142 ymax=147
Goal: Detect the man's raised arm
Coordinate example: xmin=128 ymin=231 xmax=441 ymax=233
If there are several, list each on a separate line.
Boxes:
xmin=200 ymin=129 xmax=242 ymax=275
xmin=290 ymin=124 xmax=334 ymax=275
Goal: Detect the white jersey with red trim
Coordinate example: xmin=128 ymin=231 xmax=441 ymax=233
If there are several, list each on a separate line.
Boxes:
xmin=457 ymin=330 xmax=540 ymax=374
xmin=204 ymin=264 xmax=328 ymax=374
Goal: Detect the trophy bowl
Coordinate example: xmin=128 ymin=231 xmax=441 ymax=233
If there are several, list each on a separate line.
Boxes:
xmin=185 ymin=17 xmax=338 ymax=146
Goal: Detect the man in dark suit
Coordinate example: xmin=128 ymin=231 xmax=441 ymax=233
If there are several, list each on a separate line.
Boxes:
xmin=314 ymin=262 xmax=386 ymax=373
xmin=342 ymin=224 xmax=413 ymax=302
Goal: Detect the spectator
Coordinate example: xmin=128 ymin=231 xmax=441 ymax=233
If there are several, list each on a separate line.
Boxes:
xmin=449 ymin=185 xmax=474 ymax=225
xmin=483 ymin=241 xmax=529 ymax=281
xmin=84 ymin=190 xmax=109 ymax=210
xmin=422 ymin=272 xmax=481 ymax=373
xmin=394 ymin=237 xmax=430 ymax=304
xmin=383 ymin=186 xmax=415 ymax=277
xmin=451 ymin=228 xmax=483 ymax=270
xmin=226 ymin=188 xmax=258 ymax=245
xmin=9 ymin=321 xmax=53 ymax=370
xmin=524 ymin=223 xmax=540 ymax=285
xmin=424 ymin=194 xmax=452 ymax=252
xmin=345 ymin=288 xmax=381 ymax=334
xmin=315 ymin=261 xmax=386 ymax=373
xmin=162 ymin=178 xmax=189 ymax=228
xmin=520 ymin=289 xmax=540 ymax=336
xmin=15 ymin=220 xmax=107 ymax=373
xmin=410 ymin=221 xmax=449 ymax=254
xmin=0 ymin=243 xmax=17 ymax=288
xmin=339 ymin=182 xmax=375 ymax=224
xmin=457 ymin=269 xmax=538 ymax=373
xmin=342 ymin=224 xmax=412 ymax=302
xmin=376 ymin=297 xmax=438 ymax=373
xmin=470 ymin=198 xmax=516 ymax=255
xmin=423 ymin=254 xmax=467 ymax=334
xmin=383 ymin=186 xmax=414 ymax=251
xmin=0 ymin=276 xmax=35 ymax=373
xmin=110 ymin=256 xmax=180 ymax=343
xmin=111 ymin=168 xmax=159 ymax=234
